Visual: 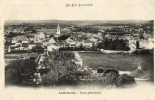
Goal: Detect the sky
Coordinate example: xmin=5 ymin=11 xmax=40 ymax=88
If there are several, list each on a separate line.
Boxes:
xmin=0 ymin=0 xmax=155 ymax=21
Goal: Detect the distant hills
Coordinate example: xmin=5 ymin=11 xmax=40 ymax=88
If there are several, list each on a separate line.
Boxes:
xmin=5 ymin=20 xmax=153 ymax=26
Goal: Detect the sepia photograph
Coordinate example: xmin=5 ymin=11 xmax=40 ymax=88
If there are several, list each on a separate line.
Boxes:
xmin=1 ymin=0 xmax=155 ymax=100
xmin=4 ymin=20 xmax=154 ymax=88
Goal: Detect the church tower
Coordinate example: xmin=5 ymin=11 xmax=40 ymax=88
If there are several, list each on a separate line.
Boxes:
xmin=54 ymin=24 xmax=61 ymax=38
xmin=56 ymin=24 xmax=61 ymax=35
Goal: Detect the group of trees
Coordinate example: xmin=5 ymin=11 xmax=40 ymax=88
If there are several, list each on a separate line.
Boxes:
xmin=96 ymin=68 xmax=136 ymax=87
xmin=5 ymin=51 xmax=136 ymax=87
xmin=6 ymin=32 xmax=23 ymax=38
xmin=5 ymin=59 xmax=37 ymax=86
xmin=31 ymin=46 xmax=44 ymax=54
xmin=5 ymin=51 xmax=84 ymax=86
xmin=72 ymin=26 xmax=99 ymax=33
xmin=97 ymin=38 xmax=130 ymax=51
xmin=59 ymin=46 xmax=97 ymax=51
xmin=41 ymin=51 xmax=80 ymax=85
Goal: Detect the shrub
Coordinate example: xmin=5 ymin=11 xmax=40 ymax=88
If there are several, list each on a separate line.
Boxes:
xmin=117 ymin=74 xmax=136 ymax=87
xmin=97 ymin=67 xmax=104 ymax=73
xmin=102 ymin=68 xmax=119 ymax=76
xmin=41 ymin=70 xmax=58 ymax=86
xmin=99 ymin=69 xmax=135 ymax=87
xmin=101 ymin=68 xmax=119 ymax=87
xmin=31 ymin=46 xmax=44 ymax=54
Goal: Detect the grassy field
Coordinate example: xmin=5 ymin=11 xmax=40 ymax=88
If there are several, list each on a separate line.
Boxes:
xmin=79 ymin=51 xmax=154 ymax=72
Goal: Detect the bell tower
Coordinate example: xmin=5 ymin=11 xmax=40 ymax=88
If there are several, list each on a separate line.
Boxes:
xmin=56 ymin=24 xmax=61 ymax=35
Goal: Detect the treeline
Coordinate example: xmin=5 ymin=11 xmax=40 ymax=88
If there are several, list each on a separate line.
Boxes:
xmin=72 ymin=26 xmax=99 ymax=33
xmin=97 ymin=38 xmax=130 ymax=51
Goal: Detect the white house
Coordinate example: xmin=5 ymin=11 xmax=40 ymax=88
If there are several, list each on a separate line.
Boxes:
xmin=82 ymin=40 xmax=93 ymax=48
xmin=128 ymin=40 xmax=137 ymax=51
xmin=34 ymin=32 xmax=45 ymax=43
xmin=89 ymin=37 xmax=98 ymax=42
xmin=47 ymin=43 xmax=59 ymax=52
xmin=65 ymin=37 xmax=77 ymax=47
xmin=139 ymin=40 xmax=154 ymax=49
xmin=74 ymin=52 xmax=82 ymax=67
xmin=48 ymin=37 xmax=56 ymax=44
xmin=7 ymin=45 xmax=11 ymax=53
xmin=36 ymin=54 xmax=46 ymax=65
xmin=28 ymin=43 xmax=36 ymax=50
xmin=11 ymin=42 xmax=22 ymax=47
xmin=19 ymin=47 xmax=28 ymax=50
xmin=12 ymin=35 xmax=29 ymax=43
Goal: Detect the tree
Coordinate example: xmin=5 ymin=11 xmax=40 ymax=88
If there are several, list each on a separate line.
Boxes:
xmin=31 ymin=46 xmax=44 ymax=54
xmin=5 ymin=59 xmax=37 ymax=86
xmin=58 ymin=34 xmax=70 ymax=41
xmin=101 ymin=68 xmax=119 ymax=87
xmin=117 ymin=74 xmax=136 ymax=87
xmin=98 ymin=68 xmax=136 ymax=87
xmin=43 ymin=51 xmax=79 ymax=83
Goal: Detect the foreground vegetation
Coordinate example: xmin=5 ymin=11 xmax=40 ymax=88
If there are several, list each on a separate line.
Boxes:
xmin=5 ymin=51 xmax=138 ymax=88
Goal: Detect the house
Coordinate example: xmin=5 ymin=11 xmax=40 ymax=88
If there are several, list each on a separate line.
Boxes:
xmin=74 ymin=52 xmax=82 ymax=67
xmin=147 ymin=41 xmax=154 ymax=49
xmin=143 ymin=32 xmax=151 ymax=40
xmin=19 ymin=47 xmax=26 ymax=50
xmin=11 ymin=42 xmax=22 ymax=47
xmin=47 ymin=43 xmax=59 ymax=52
xmin=139 ymin=40 xmax=154 ymax=49
xmin=65 ymin=37 xmax=77 ymax=47
xmin=28 ymin=43 xmax=36 ymax=50
xmin=68 ymin=42 xmax=76 ymax=47
xmin=34 ymin=32 xmax=45 ymax=43
xmin=36 ymin=42 xmax=43 ymax=47
xmin=29 ymin=37 xmax=34 ymax=42
xmin=128 ymin=39 xmax=137 ymax=51
xmin=105 ymin=34 xmax=111 ymax=38
xmin=82 ymin=40 xmax=93 ymax=48
xmin=36 ymin=54 xmax=46 ymax=66
xmin=57 ymin=42 xmax=65 ymax=48
xmin=97 ymin=32 xmax=102 ymax=36
xmin=48 ymin=37 xmax=56 ymax=44
xmin=89 ymin=37 xmax=98 ymax=42
xmin=12 ymin=35 xmax=29 ymax=43
xmin=7 ymin=45 xmax=11 ymax=53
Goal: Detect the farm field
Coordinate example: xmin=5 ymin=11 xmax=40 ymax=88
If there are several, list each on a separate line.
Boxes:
xmin=5 ymin=53 xmax=38 ymax=65
xmin=79 ymin=51 xmax=154 ymax=81
xmin=79 ymin=51 xmax=153 ymax=71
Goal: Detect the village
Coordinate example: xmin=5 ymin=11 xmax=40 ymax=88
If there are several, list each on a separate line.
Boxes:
xmin=4 ymin=21 xmax=154 ymax=87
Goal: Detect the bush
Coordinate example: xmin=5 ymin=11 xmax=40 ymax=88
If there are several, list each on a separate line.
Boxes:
xmin=101 ymin=68 xmax=119 ymax=87
xmin=31 ymin=46 xmax=44 ymax=54
xmin=102 ymin=68 xmax=119 ymax=76
xmin=117 ymin=74 xmax=136 ymax=87
xmin=133 ymin=50 xmax=153 ymax=55
xmin=102 ymin=72 xmax=119 ymax=87
xmin=97 ymin=67 xmax=104 ymax=73
xmin=98 ymin=68 xmax=136 ymax=87
xmin=41 ymin=70 xmax=58 ymax=86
